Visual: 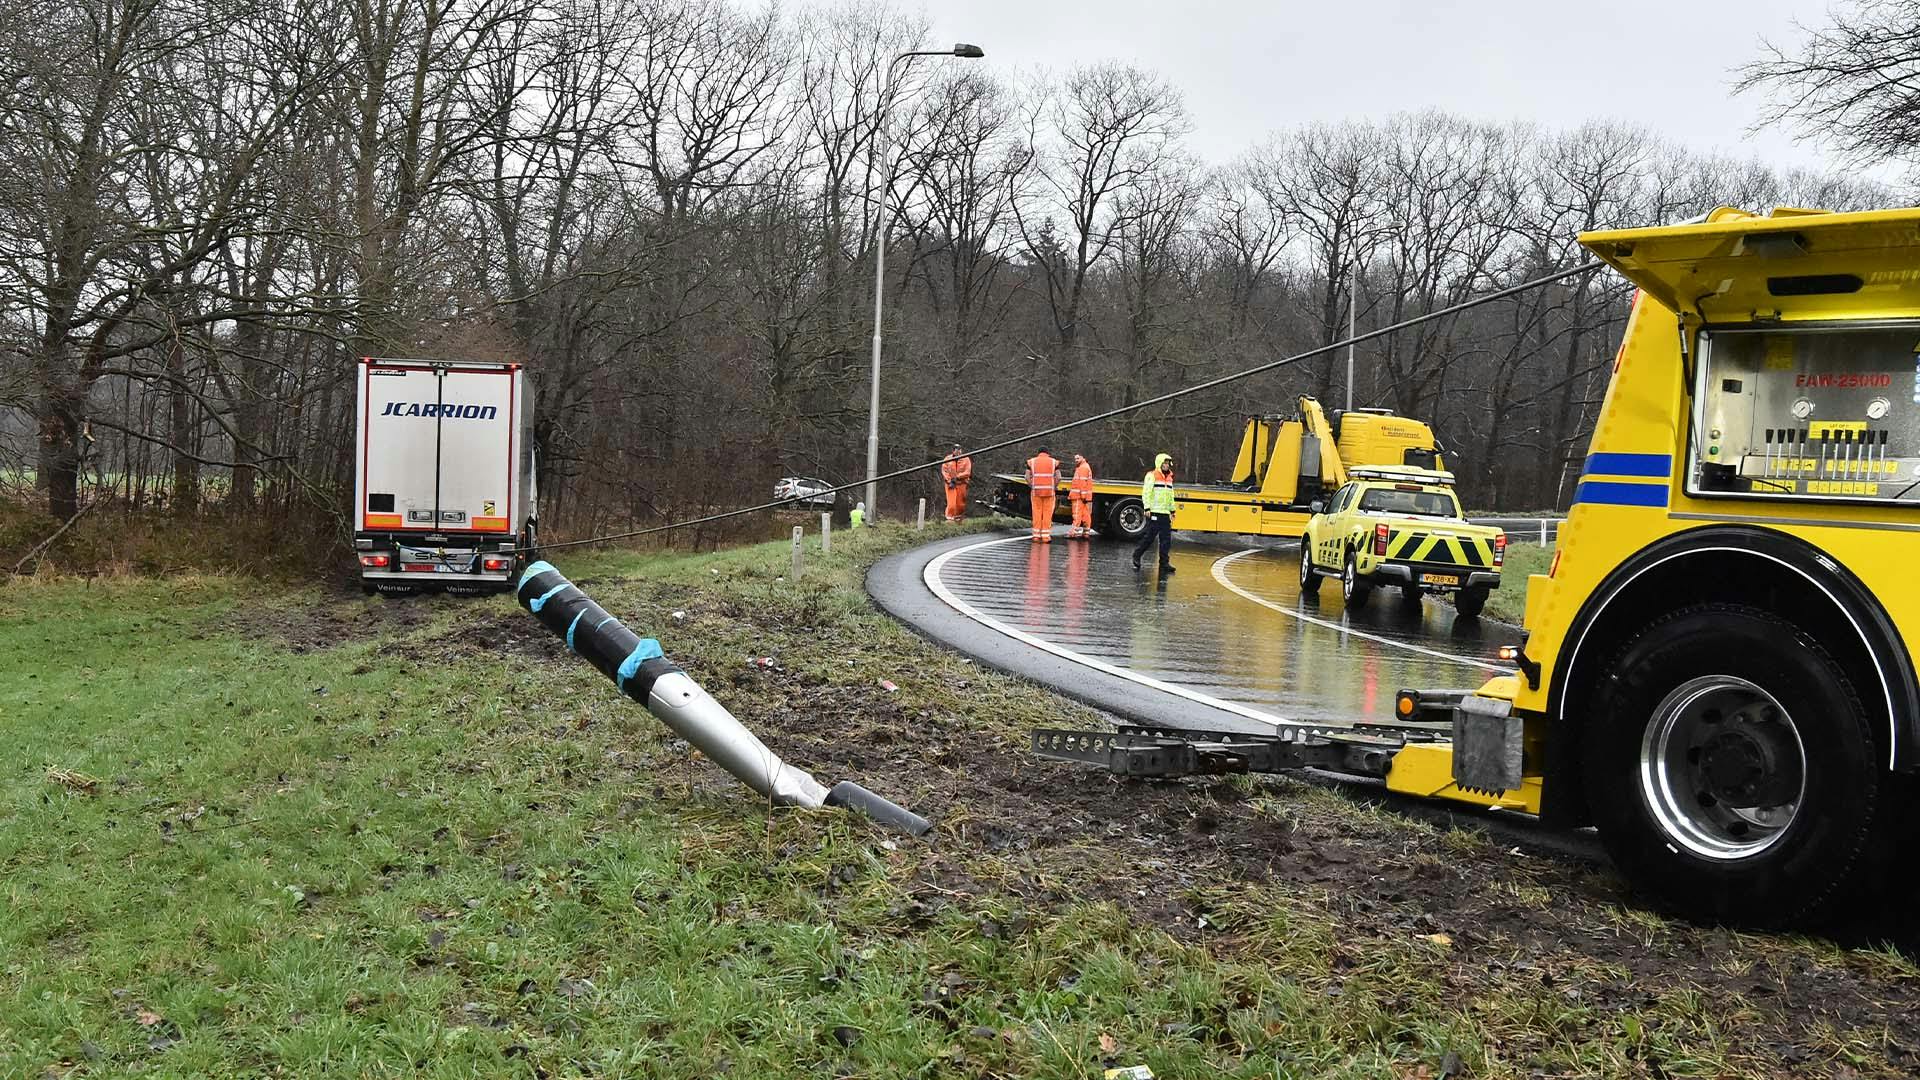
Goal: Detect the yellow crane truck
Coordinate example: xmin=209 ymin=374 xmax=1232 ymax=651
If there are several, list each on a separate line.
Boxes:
xmin=1037 ymin=205 xmax=1920 ymax=928
xmin=990 ymin=396 xmax=1447 ymax=540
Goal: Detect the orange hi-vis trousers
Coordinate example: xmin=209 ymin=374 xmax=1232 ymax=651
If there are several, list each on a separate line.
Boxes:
xmin=1030 ymin=492 xmax=1055 ymax=539
xmin=1070 ymin=496 xmax=1092 ymax=534
xmin=945 ymin=481 xmax=968 ymax=521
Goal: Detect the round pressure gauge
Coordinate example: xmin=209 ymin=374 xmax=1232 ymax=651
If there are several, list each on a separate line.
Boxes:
xmin=1790 ymin=397 xmax=1816 ymax=420
xmin=1868 ymin=397 xmax=1891 ymax=420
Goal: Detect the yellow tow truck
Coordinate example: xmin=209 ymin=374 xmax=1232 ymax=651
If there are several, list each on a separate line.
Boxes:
xmin=1299 ymin=466 xmax=1505 ymax=616
xmin=1037 ymin=205 xmax=1920 ymax=928
xmin=990 ymin=396 xmax=1447 ymax=540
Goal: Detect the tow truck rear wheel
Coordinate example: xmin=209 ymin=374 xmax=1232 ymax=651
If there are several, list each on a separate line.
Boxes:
xmin=1454 ymin=585 xmax=1488 ymax=618
xmin=1298 ymin=542 xmax=1321 ymax=597
xmin=1581 ymin=603 xmax=1898 ymax=927
xmin=1106 ymin=498 xmax=1147 ymax=542
xmin=1341 ymin=549 xmax=1371 ymax=608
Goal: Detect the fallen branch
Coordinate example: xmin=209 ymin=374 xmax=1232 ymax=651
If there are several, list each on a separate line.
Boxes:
xmin=12 ymin=501 xmax=98 ymax=575
xmin=44 ymin=765 xmax=101 ymax=794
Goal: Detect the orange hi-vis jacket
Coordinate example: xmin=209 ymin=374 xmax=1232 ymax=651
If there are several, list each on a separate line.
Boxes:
xmin=1027 ymin=453 xmax=1059 ymax=491
xmin=1070 ymin=460 xmax=1093 ymax=500
xmin=942 ymin=452 xmax=973 ymax=486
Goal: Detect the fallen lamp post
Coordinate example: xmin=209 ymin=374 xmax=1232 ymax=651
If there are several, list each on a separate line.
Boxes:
xmin=515 ymin=560 xmax=932 ymax=836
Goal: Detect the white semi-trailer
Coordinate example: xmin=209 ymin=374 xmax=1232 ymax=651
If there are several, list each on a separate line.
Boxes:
xmin=353 ymin=357 xmax=534 ymax=594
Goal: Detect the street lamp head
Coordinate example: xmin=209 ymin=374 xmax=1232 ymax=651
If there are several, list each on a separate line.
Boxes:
xmin=952 ymin=43 xmax=985 ymax=58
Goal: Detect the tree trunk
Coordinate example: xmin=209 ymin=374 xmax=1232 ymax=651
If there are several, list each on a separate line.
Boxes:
xmin=168 ymin=324 xmax=200 ymax=515
xmin=39 ymin=399 xmax=81 ymax=520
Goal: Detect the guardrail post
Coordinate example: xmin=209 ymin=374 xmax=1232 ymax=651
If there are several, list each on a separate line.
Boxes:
xmin=820 ymin=512 xmax=831 ymax=554
xmin=1539 ymin=519 xmax=1549 ymax=548
xmin=791 ymin=526 xmax=804 ymax=578
xmin=916 ymin=498 xmax=926 ymax=530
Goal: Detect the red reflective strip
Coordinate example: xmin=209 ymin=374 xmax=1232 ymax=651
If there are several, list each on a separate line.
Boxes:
xmin=401 ymin=563 xmax=438 ymax=572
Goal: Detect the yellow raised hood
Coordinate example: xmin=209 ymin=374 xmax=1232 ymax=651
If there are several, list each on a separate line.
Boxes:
xmin=1579 ymin=206 xmax=1920 ymax=323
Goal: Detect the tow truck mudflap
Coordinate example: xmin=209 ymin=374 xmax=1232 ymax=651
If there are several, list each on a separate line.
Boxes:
xmin=1386 ymin=688 xmax=1538 ymax=812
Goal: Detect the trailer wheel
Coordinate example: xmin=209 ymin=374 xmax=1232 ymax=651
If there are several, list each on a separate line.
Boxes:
xmin=1581 ymin=603 xmax=1899 ymax=926
xmin=1454 ymin=585 xmax=1487 ymax=618
xmin=1298 ymin=541 xmax=1321 ymax=597
xmin=1341 ymin=549 xmax=1371 ymax=607
xmin=1106 ymin=498 xmax=1148 ymax=541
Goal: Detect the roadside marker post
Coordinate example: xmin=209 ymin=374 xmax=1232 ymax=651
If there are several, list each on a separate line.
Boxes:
xmin=791 ymin=526 xmax=804 ymax=578
xmin=820 ymin=513 xmax=831 ymax=555
xmin=917 ymin=498 xmax=926 ymax=530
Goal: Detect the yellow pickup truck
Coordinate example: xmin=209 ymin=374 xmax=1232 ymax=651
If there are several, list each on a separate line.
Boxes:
xmin=1298 ymin=466 xmax=1506 ymax=616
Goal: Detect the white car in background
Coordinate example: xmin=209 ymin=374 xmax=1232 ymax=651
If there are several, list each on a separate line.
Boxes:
xmin=772 ymin=476 xmax=838 ymax=508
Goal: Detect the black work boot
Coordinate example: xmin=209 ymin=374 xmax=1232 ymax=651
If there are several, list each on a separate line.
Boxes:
xmin=1160 ymin=562 xmax=1177 ymax=574
xmin=1131 ymin=553 xmax=1142 ymax=571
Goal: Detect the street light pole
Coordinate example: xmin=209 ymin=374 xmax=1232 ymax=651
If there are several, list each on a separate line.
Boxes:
xmin=866 ymin=43 xmax=985 ymax=519
xmin=1345 ymin=259 xmax=1357 ymax=413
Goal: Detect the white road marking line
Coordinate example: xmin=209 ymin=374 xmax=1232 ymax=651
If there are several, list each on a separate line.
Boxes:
xmin=1211 ymin=548 xmax=1509 ymax=674
xmin=924 ymin=535 xmax=1289 ymax=729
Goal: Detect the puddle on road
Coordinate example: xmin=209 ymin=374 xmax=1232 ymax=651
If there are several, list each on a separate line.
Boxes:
xmin=935 ymin=536 xmax=1519 ymax=724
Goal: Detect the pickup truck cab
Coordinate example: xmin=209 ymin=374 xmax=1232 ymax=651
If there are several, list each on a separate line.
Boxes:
xmin=1298 ymin=466 xmax=1506 ymax=616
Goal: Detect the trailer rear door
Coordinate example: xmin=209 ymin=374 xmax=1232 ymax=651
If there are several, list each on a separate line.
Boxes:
xmin=359 ymin=361 xmax=520 ymax=534
xmin=437 ymin=366 xmax=519 ymax=533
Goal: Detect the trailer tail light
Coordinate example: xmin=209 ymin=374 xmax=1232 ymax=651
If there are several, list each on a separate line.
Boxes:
xmin=359 ymin=554 xmax=390 ymax=568
xmin=1373 ymin=523 xmax=1390 ymax=556
xmin=483 ymin=557 xmax=510 ymax=571
xmin=1493 ymin=533 xmax=1507 ymax=567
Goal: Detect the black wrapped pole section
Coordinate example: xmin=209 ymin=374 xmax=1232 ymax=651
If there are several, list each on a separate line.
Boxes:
xmin=516 ymin=561 xmax=933 ymax=836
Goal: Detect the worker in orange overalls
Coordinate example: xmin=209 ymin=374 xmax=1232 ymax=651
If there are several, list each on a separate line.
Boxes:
xmin=1024 ymin=447 xmax=1059 ymax=542
xmin=1068 ymin=453 xmax=1095 ymax=538
xmin=940 ymin=444 xmax=973 ymax=522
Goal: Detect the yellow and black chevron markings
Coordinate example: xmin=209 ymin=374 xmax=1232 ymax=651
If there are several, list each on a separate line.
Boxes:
xmin=1386 ymin=531 xmax=1494 ymax=568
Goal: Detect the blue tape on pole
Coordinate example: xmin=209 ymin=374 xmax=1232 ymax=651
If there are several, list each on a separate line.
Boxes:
xmin=615 ymin=639 xmax=666 ymax=693
xmin=520 ymin=560 xmax=559 ymax=588
xmin=528 ymin=582 xmax=569 ymax=612
xmin=566 ymin=611 xmax=585 ymax=653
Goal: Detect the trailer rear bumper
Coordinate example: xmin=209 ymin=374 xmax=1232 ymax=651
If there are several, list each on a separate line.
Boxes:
xmin=355 ymin=533 xmax=520 ymax=592
xmin=360 ymin=569 xmax=515 ymax=591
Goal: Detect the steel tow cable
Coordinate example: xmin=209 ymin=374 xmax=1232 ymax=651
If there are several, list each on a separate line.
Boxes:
xmin=520 ymin=260 xmax=1607 ymax=554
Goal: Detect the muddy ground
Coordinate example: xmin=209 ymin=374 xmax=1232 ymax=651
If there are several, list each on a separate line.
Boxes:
xmin=412 ymin=588 xmax=1920 ymax=1076
xmin=241 ymin=578 xmax=1920 ymax=1077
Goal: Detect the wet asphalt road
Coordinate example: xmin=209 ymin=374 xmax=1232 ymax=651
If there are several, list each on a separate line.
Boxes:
xmin=920 ymin=531 xmax=1518 ymax=727
xmin=869 ymin=530 xmax=1607 ymax=863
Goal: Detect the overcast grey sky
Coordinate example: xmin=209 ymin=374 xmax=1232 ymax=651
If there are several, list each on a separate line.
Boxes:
xmin=903 ymin=0 xmax=1869 ymax=177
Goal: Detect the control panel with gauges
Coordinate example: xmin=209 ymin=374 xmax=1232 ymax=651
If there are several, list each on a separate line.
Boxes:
xmin=1691 ymin=325 xmax=1920 ymax=503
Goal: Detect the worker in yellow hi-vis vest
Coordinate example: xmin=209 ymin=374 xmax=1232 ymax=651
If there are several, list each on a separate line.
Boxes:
xmin=1132 ymin=453 xmax=1177 ymax=573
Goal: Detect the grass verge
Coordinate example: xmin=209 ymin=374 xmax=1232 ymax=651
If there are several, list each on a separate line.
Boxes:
xmin=4 ymin=521 xmax=1917 ymax=1078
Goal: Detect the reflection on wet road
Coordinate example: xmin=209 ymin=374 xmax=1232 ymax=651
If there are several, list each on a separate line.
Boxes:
xmin=928 ymin=534 xmax=1519 ymax=725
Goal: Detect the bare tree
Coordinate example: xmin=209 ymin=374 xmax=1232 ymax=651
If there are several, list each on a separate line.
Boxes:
xmin=1740 ymin=1 xmax=1920 ymax=171
xmin=1014 ymin=63 xmax=1189 ymax=405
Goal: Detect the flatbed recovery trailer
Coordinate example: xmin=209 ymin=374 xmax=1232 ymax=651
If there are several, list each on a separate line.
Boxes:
xmin=1040 ymin=205 xmax=1920 ymax=928
xmin=991 ymin=396 xmax=1446 ymax=541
